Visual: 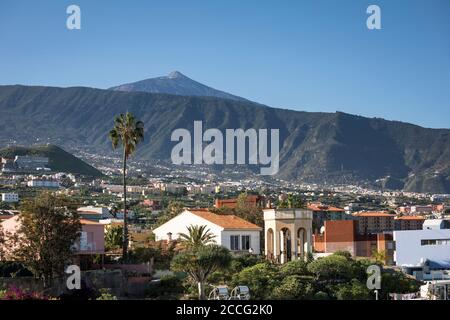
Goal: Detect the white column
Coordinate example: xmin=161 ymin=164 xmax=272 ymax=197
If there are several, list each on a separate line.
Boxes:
xmin=273 ymin=229 xmax=280 ymax=263
xmin=280 ymin=230 xmax=286 ymax=264
xmin=291 ymin=227 xmax=298 ymax=260
xmin=264 ymin=228 xmax=269 ymax=257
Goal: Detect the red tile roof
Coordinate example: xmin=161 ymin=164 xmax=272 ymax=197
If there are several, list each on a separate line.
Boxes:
xmin=395 ymin=215 xmax=424 ymax=220
xmin=353 ymin=211 xmax=395 ymax=217
xmin=307 ymin=203 xmax=344 ymax=212
xmin=188 ymin=209 xmax=262 ymax=230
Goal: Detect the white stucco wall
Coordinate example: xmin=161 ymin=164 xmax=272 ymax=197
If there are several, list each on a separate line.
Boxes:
xmin=153 ymin=210 xmax=261 ymax=254
xmin=220 ymin=230 xmax=261 ymax=254
xmin=394 ymin=229 xmax=450 ymax=267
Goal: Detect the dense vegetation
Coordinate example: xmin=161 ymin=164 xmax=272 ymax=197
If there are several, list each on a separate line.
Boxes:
xmin=155 ymin=251 xmax=421 ymax=300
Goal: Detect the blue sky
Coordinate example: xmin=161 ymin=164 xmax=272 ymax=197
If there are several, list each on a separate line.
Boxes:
xmin=0 ymin=0 xmax=449 ymax=128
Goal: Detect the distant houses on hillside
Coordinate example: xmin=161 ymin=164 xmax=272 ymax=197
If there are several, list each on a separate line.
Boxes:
xmin=1 ymin=156 xmax=50 ymax=173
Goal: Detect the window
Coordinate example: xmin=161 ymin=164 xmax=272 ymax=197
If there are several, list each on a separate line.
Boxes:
xmin=241 ymin=235 xmax=251 ymax=250
xmin=230 ymin=235 xmax=240 ymax=251
xmin=421 ymin=239 xmax=450 ymax=246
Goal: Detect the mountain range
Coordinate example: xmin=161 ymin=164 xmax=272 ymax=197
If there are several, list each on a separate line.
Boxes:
xmin=109 ymin=71 xmax=247 ymax=102
xmin=0 ymin=77 xmax=449 ymax=193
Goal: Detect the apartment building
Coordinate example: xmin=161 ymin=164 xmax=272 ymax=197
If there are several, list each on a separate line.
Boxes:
xmin=14 ymin=156 xmax=49 ymax=170
xmin=307 ymin=203 xmax=352 ymax=233
xmin=395 ymin=215 xmax=424 ymax=230
xmin=214 ymin=195 xmax=265 ymax=209
xmin=27 ymin=179 xmax=59 ymax=188
xmin=313 ymin=219 xmax=394 ymax=264
xmin=1 ymin=193 xmax=19 ymax=203
xmin=353 ymin=211 xmax=395 ymax=234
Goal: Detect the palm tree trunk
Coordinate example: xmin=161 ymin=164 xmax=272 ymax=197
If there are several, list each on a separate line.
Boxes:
xmin=198 ymin=281 xmax=205 ymax=300
xmin=122 ymin=150 xmax=128 ymax=262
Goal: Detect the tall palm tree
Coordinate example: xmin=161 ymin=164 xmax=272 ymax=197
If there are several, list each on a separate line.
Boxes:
xmin=178 ymin=225 xmax=216 ymax=249
xmin=109 ymin=112 xmax=144 ymax=261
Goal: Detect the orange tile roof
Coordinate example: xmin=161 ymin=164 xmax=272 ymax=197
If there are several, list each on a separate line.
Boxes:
xmin=188 ymin=209 xmax=262 ymax=230
xmin=395 ymin=215 xmax=425 ymax=220
xmin=353 ymin=211 xmax=395 ymax=217
xmin=307 ymin=204 xmax=344 ymax=212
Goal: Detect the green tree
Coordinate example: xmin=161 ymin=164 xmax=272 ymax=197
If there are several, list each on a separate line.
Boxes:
xmin=109 ymin=112 xmax=144 ymax=261
xmin=105 ymin=225 xmax=123 ymax=250
xmin=277 ymin=193 xmax=304 ymax=209
xmin=155 ymin=201 xmax=184 ymax=227
xmin=380 ymin=270 xmax=422 ymax=299
xmin=272 ymin=275 xmax=315 ymax=300
xmin=0 ymin=225 xmax=6 ymax=261
xmin=232 ymin=262 xmax=279 ymax=299
xmin=333 ymin=250 xmax=353 ymax=260
xmin=334 ymin=279 xmax=371 ymax=300
xmin=178 ymin=225 xmax=216 ymax=249
xmin=371 ymin=249 xmax=387 ymax=264
xmin=279 ymin=259 xmax=310 ymax=277
xmin=211 ymin=193 xmax=264 ymax=227
xmin=13 ymin=192 xmax=81 ymax=287
xmin=209 ymin=253 xmax=263 ymax=285
xmin=171 ymin=245 xmax=232 ymax=300
xmin=307 ymin=254 xmax=355 ymax=282
xmin=234 ymin=193 xmax=264 ymax=227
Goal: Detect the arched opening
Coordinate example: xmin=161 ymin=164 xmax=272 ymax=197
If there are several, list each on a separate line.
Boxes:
xmin=297 ymin=228 xmax=308 ymax=260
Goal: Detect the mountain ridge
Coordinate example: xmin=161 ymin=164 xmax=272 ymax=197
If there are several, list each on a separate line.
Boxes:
xmin=0 ymin=84 xmax=448 ymax=193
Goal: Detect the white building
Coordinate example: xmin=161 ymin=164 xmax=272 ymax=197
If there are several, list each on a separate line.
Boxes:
xmin=77 ymin=206 xmax=111 ymax=221
xmin=431 ymin=194 xmax=450 ymax=202
xmin=158 ymin=183 xmax=186 ymax=194
xmin=14 ymin=156 xmax=49 ymax=170
xmin=153 ymin=209 xmax=262 ymax=254
xmin=1 ymin=193 xmax=19 ymax=203
xmin=27 ymin=180 xmax=59 ymax=188
xmin=411 ymin=205 xmax=434 ymax=214
xmin=394 ymin=219 xmax=450 ymax=268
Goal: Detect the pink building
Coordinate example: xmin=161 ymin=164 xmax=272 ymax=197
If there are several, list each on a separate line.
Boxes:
xmin=0 ymin=215 xmax=105 ymax=257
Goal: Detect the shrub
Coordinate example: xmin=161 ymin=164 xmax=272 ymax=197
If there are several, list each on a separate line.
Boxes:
xmin=145 ymin=274 xmax=186 ymax=300
xmin=0 ymin=286 xmax=49 ymax=300
xmin=0 ymin=262 xmax=33 ymax=277
xmin=231 ymin=262 xmax=279 ymax=299
xmin=313 ymin=291 xmax=329 ymax=300
xmin=334 ymin=279 xmax=372 ymax=300
xmin=279 ymin=259 xmax=310 ymax=277
xmin=96 ymin=288 xmax=118 ymax=300
xmin=271 ymin=275 xmax=315 ymax=300
xmin=307 ymin=254 xmax=355 ymax=281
